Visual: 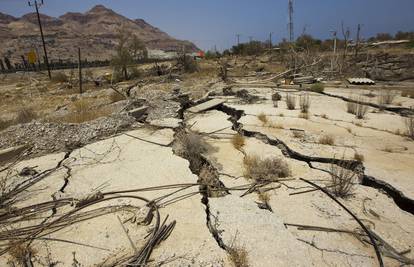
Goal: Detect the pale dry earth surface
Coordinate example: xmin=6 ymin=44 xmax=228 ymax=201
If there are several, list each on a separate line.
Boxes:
xmin=1 ymin=75 xmax=414 ymax=267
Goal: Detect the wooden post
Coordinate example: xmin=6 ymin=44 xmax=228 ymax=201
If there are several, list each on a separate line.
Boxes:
xmin=78 ymin=47 xmax=82 ymax=94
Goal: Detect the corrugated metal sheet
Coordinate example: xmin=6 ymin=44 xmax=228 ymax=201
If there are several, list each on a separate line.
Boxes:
xmin=347 ymin=78 xmax=375 ymax=85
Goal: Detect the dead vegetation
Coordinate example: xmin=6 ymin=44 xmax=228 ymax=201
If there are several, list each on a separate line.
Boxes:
xmin=174 ymin=130 xmax=208 ymax=172
xmin=51 ymin=72 xmax=68 ymax=83
xmin=354 ymin=152 xmax=364 ymax=162
xmin=227 ymin=237 xmax=249 ymax=267
xmin=16 ymin=107 xmax=37 ymax=123
xmin=285 ymin=94 xmax=296 ymax=110
xmin=346 ymin=97 xmax=369 ymax=119
xmin=109 ymin=91 xmax=126 ymax=103
xmin=405 ymin=115 xmax=414 ymax=139
xmin=318 ymin=134 xmax=335 ymax=146
xmin=243 ymin=155 xmax=290 ymax=182
xmin=232 ymin=134 xmax=246 ymax=150
xmin=378 ymin=90 xmax=397 ymax=106
xmin=299 ymin=93 xmax=310 ymax=113
xmin=61 ymin=99 xmax=112 ymax=123
xmin=309 ymin=83 xmax=324 ymax=93
xmin=8 ymin=243 xmax=36 ymax=266
xmin=330 ymin=160 xmax=359 ymax=198
xmin=257 ymin=113 xmax=268 ymax=124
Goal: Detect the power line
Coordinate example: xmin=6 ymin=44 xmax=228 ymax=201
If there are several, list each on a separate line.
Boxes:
xmin=28 ymin=0 xmax=51 ymax=79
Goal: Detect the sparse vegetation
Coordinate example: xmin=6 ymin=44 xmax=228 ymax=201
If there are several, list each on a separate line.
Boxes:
xmin=286 ymin=93 xmax=296 ymax=110
xmin=292 ymin=130 xmax=305 ymax=139
xmin=318 ymin=134 xmax=335 ymax=145
xmin=378 ymin=90 xmax=397 ymax=105
xmin=330 ymin=160 xmax=358 ymax=198
xmin=299 ymin=112 xmax=309 ymax=119
xmin=0 ymin=118 xmax=12 ymax=131
xmin=321 ymin=114 xmax=328 ymax=119
xmin=174 ymin=130 xmax=208 ymax=172
xmin=272 ymin=92 xmax=281 ymax=107
xmin=62 ymin=99 xmax=112 ymax=123
xmin=177 ymin=53 xmax=199 ymax=73
xmin=346 ymin=97 xmax=369 ymax=119
xmin=227 ymin=236 xmax=249 ymax=267
xmin=354 ymin=152 xmax=364 ymax=162
xmin=243 ymin=155 xmax=290 ymax=182
xmin=109 ymin=91 xmax=125 ymax=103
xmin=51 ymin=72 xmax=68 ymax=83
xmin=232 ymin=134 xmax=246 ymax=150
xmin=16 ymin=107 xmax=37 ymax=123
xmin=404 ymin=115 xmax=414 ymax=139
xmin=310 ymin=83 xmax=324 ymax=93
xmin=257 ymin=113 xmax=268 ymax=124
xmin=299 ymin=93 xmax=310 ymax=113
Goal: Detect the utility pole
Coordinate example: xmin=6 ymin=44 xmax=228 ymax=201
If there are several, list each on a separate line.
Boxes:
xmin=248 ymin=36 xmax=253 ymax=43
xmin=330 ymin=30 xmax=337 ymax=73
xmin=355 ymin=24 xmax=362 ymax=57
xmin=288 ymin=0 xmax=294 ymax=42
xmin=269 ymin=32 xmax=273 ymax=49
xmin=28 ymin=0 xmax=51 ymax=79
xmin=236 ymin=34 xmax=241 ymax=46
xmin=78 ymin=47 xmax=82 ymax=94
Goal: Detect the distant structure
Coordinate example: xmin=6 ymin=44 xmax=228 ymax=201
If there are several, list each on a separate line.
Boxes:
xmin=288 ymin=0 xmax=294 ymax=42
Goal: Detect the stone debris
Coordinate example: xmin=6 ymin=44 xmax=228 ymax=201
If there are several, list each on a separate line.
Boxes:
xmin=347 ymin=78 xmax=376 ymax=85
xmin=0 ymin=114 xmax=135 ymax=156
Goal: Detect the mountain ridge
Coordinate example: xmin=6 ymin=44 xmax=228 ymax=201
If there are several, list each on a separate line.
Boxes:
xmin=0 ymin=5 xmax=198 ymax=64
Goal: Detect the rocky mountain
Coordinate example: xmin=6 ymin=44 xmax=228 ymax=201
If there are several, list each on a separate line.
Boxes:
xmin=0 ymin=5 xmax=198 ymax=64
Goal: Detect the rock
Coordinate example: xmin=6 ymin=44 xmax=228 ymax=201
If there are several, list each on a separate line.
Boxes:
xmin=187 ymin=99 xmax=226 ymax=113
xmin=128 ymin=106 xmax=148 ymax=120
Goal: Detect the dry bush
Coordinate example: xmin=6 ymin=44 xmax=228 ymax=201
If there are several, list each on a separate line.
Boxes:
xmin=347 ymin=98 xmax=369 ymax=119
xmin=8 ymin=243 xmax=36 ymax=266
xmin=321 ymin=114 xmax=328 ymax=119
xmin=310 ymin=83 xmax=324 ymax=93
xmin=330 ymin=161 xmax=358 ymax=198
xmin=318 ymin=134 xmax=335 ymax=146
xmin=272 ymin=92 xmax=282 ymax=101
xmin=63 ymin=99 xmax=112 ymax=123
xmin=174 ymin=130 xmax=208 ymax=171
xmin=243 ymin=155 xmax=290 ymax=182
xmin=51 ymin=72 xmax=68 ymax=83
xmin=16 ymin=108 xmax=37 ymax=123
xmin=109 ymin=91 xmax=125 ymax=103
xmin=292 ymin=130 xmax=304 ymax=139
xmin=405 ymin=116 xmax=414 ymax=139
xmin=299 ymin=112 xmax=309 ymax=119
xmin=232 ymin=134 xmax=246 ymax=150
xmin=401 ymin=90 xmax=414 ymax=99
xmin=378 ymin=90 xmax=397 ymax=105
xmin=268 ymin=121 xmax=283 ymax=129
xmin=0 ymin=118 xmax=13 ymax=131
xmin=257 ymin=113 xmax=268 ymax=124
xmin=227 ymin=243 xmax=249 ymax=267
xmin=299 ymin=94 xmax=310 ymax=113
xmin=177 ymin=54 xmax=199 ymax=73
xmin=354 ymin=152 xmax=364 ymax=162
xmin=285 ymin=94 xmax=296 ymax=110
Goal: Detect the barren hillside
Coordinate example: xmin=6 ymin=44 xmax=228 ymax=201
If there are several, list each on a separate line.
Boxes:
xmin=0 ymin=5 xmax=198 ymax=63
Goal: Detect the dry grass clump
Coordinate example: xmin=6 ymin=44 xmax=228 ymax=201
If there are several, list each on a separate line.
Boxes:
xmin=299 ymin=112 xmax=309 ymax=120
xmin=257 ymin=113 xmax=268 ymax=124
xmin=285 ymin=93 xmax=296 ymax=110
xmin=51 ymin=72 xmax=68 ymax=83
xmin=346 ymin=98 xmax=369 ymax=119
xmin=299 ymin=93 xmax=310 ymax=113
xmin=16 ymin=107 xmax=37 ymax=124
xmin=330 ymin=161 xmax=358 ymax=198
xmin=0 ymin=118 xmax=13 ymax=131
xmin=109 ymin=91 xmax=126 ymax=103
xmin=174 ymin=130 xmax=208 ymax=171
xmin=8 ymin=243 xmax=36 ymax=266
xmin=292 ymin=130 xmax=305 ymax=139
xmin=268 ymin=121 xmax=283 ymax=129
xmin=378 ymin=90 xmax=397 ymax=105
xmin=401 ymin=90 xmax=414 ymax=99
xmin=232 ymin=134 xmax=246 ymax=150
xmin=227 ymin=243 xmax=249 ymax=267
xmin=318 ymin=134 xmax=335 ymax=146
xmin=62 ymin=99 xmax=112 ymax=123
xmin=243 ymin=155 xmax=291 ymax=182
xmin=272 ymin=92 xmax=282 ymax=107
xmin=310 ymin=83 xmax=324 ymax=93
xmin=320 ymin=114 xmax=328 ymax=119
xmin=354 ymin=152 xmax=364 ymax=162
xmin=404 ymin=116 xmax=414 ymax=139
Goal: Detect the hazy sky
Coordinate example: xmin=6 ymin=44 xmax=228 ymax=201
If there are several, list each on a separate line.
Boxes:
xmin=1 ymin=0 xmax=413 ymax=51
